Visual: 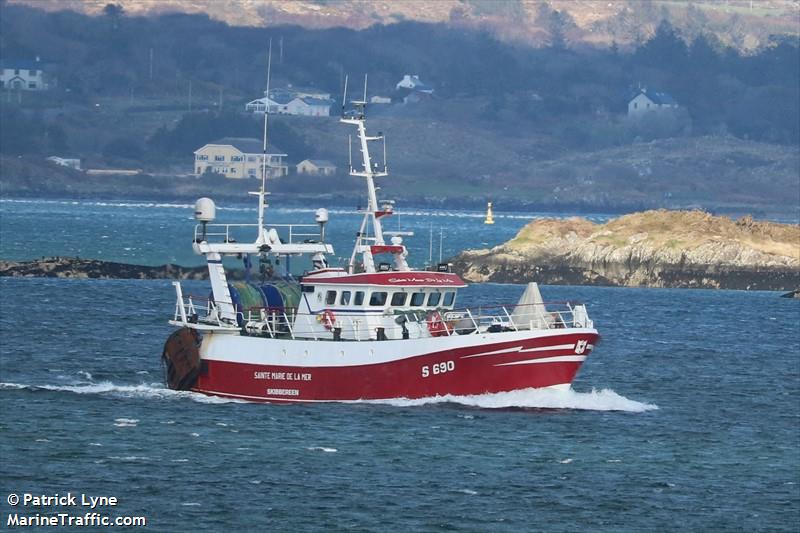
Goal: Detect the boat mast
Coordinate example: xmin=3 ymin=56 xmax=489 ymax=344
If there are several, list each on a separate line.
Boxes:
xmin=341 ymin=75 xmax=390 ymax=274
xmin=252 ymin=39 xmax=273 ymax=242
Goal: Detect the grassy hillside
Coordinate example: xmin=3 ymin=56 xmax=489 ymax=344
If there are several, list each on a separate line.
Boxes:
xmin=14 ymin=0 xmax=799 ymax=51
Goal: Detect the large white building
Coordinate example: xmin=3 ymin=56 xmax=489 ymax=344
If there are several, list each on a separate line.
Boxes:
xmin=194 ymin=137 xmax=288 ymax=179
xmin=1 ymin=58 xmax=47 ymax=90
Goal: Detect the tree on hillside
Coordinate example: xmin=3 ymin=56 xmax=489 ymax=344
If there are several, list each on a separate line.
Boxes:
xmin=535 ymin=2 xmax=577 ymax=49
xmin=103 ymin=3 xmax=124 ymax=30
xmin=635 ymin=20 xmax=688 ymax=69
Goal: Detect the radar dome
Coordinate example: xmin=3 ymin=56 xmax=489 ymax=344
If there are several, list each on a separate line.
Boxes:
xmin=194 ymin=198 xmax=216 ymax=222
xmin=315 ymin=208 xmax=329 ymax=224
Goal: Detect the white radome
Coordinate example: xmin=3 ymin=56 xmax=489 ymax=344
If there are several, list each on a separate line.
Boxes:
xmin=194 ymin=197 xmax=216 ymax=223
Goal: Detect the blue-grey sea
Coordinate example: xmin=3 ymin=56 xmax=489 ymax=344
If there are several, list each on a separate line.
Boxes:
xmin=1 ymin=198 xmax=798 ymax=531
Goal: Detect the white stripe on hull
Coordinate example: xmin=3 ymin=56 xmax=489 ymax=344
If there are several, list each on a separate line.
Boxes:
xmin=200 ymin=328 xmax=598 ymax=368
xmin=494 ymin=355 xmax=587 ymax=366
xmin=197 ymin=382 xmax=577 ymax=403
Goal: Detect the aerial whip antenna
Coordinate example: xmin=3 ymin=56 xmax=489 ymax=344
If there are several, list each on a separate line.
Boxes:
xmin=341 ymin=74 xmax=348 ymax=116
xmin=257 ymin=39 xmax=273 ymax=236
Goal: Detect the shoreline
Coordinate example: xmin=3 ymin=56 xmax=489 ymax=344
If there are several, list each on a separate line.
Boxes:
xmin=2 ymin=256 xmax=798 ymax=292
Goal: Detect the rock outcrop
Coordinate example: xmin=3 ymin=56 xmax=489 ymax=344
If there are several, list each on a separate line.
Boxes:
xmin=0 ymin=257 xmax=209 ymax=280
xmin=451 ymin=210 xmax=800 ymax=290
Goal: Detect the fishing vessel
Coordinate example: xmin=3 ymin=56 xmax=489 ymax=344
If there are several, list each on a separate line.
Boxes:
xmin=162 ymin=82 xmax=599 ymax=402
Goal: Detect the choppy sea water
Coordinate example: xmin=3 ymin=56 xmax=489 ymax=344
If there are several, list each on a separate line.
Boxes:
xmin=1 ymin=199 xmax=798 ymax=531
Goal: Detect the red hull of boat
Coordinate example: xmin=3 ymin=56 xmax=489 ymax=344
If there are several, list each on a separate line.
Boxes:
xmin=192 ymin=332 xmax=599 ymax=402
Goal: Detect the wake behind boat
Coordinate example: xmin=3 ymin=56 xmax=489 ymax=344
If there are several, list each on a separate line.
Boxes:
xmin=161 ymin=80 xmax=599 ymax=402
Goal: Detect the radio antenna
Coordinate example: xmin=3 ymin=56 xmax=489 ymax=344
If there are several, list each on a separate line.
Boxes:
xmin=341 ymin=74 xmax=348 ymax=116
xmin=255 ymin=38 xmax=272 ymax=237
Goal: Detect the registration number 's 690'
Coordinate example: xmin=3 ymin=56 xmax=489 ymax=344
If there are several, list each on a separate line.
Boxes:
xmin=421 ymin=360 xmax=455 ymax=378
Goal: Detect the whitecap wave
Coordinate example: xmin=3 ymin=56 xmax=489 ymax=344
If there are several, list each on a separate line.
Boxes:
xmin=0 ymin=381 xmax=244 ymax=404
xmin=1 ymin=382 xmax=656 ymax=412
xmin=364 ymin=387 xmax=658 ymax=412
xmin=306 ymin=446 xmax=338 ymax=453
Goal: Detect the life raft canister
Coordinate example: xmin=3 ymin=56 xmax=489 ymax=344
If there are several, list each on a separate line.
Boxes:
xmin=427 ymin=311 xmax=448 ymax=337
xmin=317 ymin=309 xmax=336 ymax=330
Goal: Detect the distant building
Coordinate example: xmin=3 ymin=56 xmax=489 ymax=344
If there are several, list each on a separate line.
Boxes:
xmin=287 ymin=87 xmax=331 ymax=100
xmin=1 ymin=58 xmax=47 ymax=90
xmin=628 ymin=88 xmax=678 ymax=116
xmin=296 ymin=159 xmax=337 ymax=176
xmin=47 ymin=156 xmax=81 ymax=170
xmin=246 ymin=87 xmax=333 ymax=117
xmin=194 ymin=137 xmax=288 ymax=179
xmin=395 ymin=74 xmax=434 ymax=94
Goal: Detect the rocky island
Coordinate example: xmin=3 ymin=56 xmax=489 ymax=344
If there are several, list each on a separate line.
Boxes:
xmin=451 ymin=210 xmax=800 ymax=291
xmin=0 ymin=257 xmax=208 ymax=280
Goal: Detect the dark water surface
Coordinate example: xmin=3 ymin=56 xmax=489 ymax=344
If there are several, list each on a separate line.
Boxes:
xmin=1 ymin=278 xmax=797 ymax=531
xmin=1 ymin=198 xmax=798 ymax=531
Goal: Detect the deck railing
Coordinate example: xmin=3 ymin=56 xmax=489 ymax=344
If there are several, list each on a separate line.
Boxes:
xmin=193 ymin=222 xmax=322 ymax=245
xmin=171 ymin=283 xmax=593 ymax=339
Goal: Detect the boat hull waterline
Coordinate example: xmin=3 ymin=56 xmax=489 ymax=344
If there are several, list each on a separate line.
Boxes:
xmin=175 ymin=329 xmax=599 ymax=402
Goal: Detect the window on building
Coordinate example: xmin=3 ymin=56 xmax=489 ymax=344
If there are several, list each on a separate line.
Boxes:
xmin=196 ymin=155 xmax=208 ymax=161
xmin=427 ymin=292 xmax=441 ymax=307
xmin=214 ymin=155 xmax=225 ymax=162
xmin=28 ymin=82 xmax=36 ymax=89
xmin=230 ymin=168 xmax=236 ymax=174
xmin=354 ymin=291 xmax=365 ymax=306
xmin=369 ymin=292 xmax=387 ymax=306
xmin=325 ymin=291 xmax=337 ymax=305
xmin=633 ymin=102 xmax=638 ymax=109
xmin=410 ymin=292 xmax=426 ymax=307
xmin=248 ymin=169 xmax=257 ymax=177
xmin=340 ymin=291 xmax=351 ymax=305
xmin=14 ymin=69 xmax=19 ymax=75
xmin=248 ymin=156 xmax=257 ymax=162
xmin=391 ymin=292 xmax=407 ymax=306
xmin=196 ymin=167 xmax=201 ymax=174
xmin=231 ymin=156 xmax=243 ymax=162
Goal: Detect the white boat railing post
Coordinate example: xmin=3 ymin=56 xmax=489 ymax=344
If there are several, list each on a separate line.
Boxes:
xmin=284 ymin=312 xmax=295 ymax=339
xmin=502 ymin=306 xmax=518 ymax=331
xmin=465 ymin=309 xmax=479 ymax=333
xmin=173 ymin=281 xmax=188 ymax=324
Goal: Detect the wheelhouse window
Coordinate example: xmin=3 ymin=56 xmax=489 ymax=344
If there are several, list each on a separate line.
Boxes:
xmin=354 ymin=291 xmax=365 ymax=305
xmin=369 ymin=292 xmax=387 ymax=306
xmin=390 ymin=292 xmax=407 ymax=306
xmin=410 ymin=292 xmax=426 ymax=307
xmin=325 ymin=290 xmax=337 ymax=305
xmin=340 ymin=291 xmax=351 ymax=305
xmin=427 ymin=292 xmax=441 ymax=307
xmin=443 ymin=292 xmax=455 ymax=307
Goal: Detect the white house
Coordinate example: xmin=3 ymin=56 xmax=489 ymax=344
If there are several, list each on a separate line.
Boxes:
xmin=47 ymin=156 xmax=81 ymax=170
xmin=194 ymin=137 xmax=288 ymax=179
xmin=296 ymin=159 xmax=337 ymax=176
xmin=1 ymin=58 xmax=46 ymax=90
xmin=288 ymin=87 xmax=331 ymax=100
xmin=628 ymin=88 xmax=679 ymax=116
xmin=396 ymin=74 xmax=433 ymax=94
xmin=246 ymin=88 xmax=333 ymax=117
